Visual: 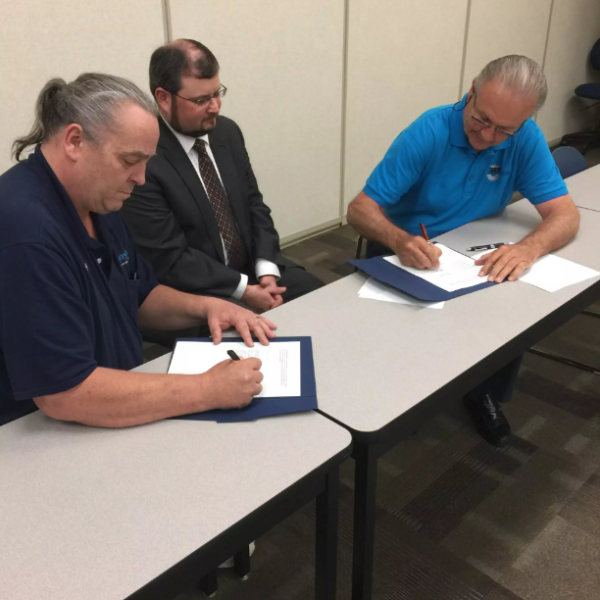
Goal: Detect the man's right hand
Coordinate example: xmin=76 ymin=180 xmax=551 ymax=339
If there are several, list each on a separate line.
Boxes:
xmin=394 ymin=233 xmax=442 ymax=269
xmin=242 ymin=284 xmax=285 ymax=313
xmin=203 ymin=357 xmax=263 ymax=409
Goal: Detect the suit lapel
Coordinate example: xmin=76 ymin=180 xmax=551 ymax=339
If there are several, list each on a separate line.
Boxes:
xmin=158 ymin=119 xmax=225 ymax=262
xmin=208 ymin=124 xmax=252 ymax=255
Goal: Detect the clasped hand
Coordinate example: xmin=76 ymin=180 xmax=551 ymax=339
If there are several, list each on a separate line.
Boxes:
xmin=242 ymin=275 xmax=287 ymax=312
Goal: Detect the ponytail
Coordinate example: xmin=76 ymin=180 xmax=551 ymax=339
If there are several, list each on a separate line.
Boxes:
xmin=11 ymin=73 xmax=157 ymax=163
xmin=12 ymin=78 xmax=66 ymax=162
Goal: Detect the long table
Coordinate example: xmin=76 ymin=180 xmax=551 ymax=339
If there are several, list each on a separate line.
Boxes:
xmin=256 ymin=200 xmax=600 ymax=600
xmin=564 ymin=162 xmax=600 ymax=212
xmin=0 ymin=388 xmax=351 ymax=600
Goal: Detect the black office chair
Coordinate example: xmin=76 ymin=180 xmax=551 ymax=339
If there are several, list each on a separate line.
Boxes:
xmin=560 ymin=38 xmax=600 ymax=154
xmin=527 ymin=146 xmax=600 ymax=376
xmin=354 ymin=236 xmax=390 ymax=260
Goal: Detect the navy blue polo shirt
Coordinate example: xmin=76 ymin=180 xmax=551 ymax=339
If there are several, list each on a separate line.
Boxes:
xmin=0 ymin=146 xmax=158 ymax=424
xmin=364 ymin=95 xmax=568 ymax=238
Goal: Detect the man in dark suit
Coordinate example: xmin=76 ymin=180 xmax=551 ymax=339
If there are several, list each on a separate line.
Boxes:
xmin=121 ymin=39 xmax=323 ymax=323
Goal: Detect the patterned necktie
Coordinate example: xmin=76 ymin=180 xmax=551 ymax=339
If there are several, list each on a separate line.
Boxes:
xmin=192 ymin=138 xmax=248 ymax=270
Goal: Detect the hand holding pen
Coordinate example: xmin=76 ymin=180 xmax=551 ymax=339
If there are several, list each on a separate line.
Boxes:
xmin=392 ymin=222 xmax=442 ymax=270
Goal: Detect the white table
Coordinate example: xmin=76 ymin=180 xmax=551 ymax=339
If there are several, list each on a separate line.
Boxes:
xmin=254 ymin=200 xmax=600 ymax=600
xmin=0 ymin=383 xmax=351 ymax=600
xmin=563 ymin=163 xmax=600 ymax=213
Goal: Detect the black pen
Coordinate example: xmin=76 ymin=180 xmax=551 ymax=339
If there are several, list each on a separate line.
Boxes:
xmin=227 ymin=350 xmax=240 ymax=361
xmin=466 ymin=242 xmax=509 ymax=252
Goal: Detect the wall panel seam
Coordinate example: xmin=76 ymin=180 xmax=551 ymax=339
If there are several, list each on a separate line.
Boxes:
xmin=458 ymin=0 xmax=473 ymax=99
xmin=162 ymin=0 xmax=172 ymax=43
xmin=536 ymin=0 xmax=555 ymax=124
xmin=541 ymin=0 xmax=555 ymax=74
xmin=339 ymin=0 xmax=350 ymax=219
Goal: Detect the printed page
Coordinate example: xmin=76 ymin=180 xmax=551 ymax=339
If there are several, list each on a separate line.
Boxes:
xmin=471 ymin=252 xmax=600 ymax=293
xmin=358 ymin=277 xmax=445 ymax=309
xmin=384 ymin=244 xmax=485 ymax=292
xmin=168 ymin=341 xmax=302 ymax=398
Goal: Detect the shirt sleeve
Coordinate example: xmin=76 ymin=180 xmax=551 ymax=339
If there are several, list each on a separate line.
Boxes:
xmin=363 ymin=127 xmax=433 ymax=208
xmin=516 ymin=124 xmax=568 ymax=205
xmin=231 ymin=273 xmax=248 ymax=300
xmin=0 ymin=243 xmax=97 ymax=400
xmin=255 ymin=258 xmax=281 ymax=280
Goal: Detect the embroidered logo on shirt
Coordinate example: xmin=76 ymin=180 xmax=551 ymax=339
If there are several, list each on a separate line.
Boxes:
xmin=118 ymin=250 xmax=130 ymax=267
xmin=487 ymin=165 xmax=501 ymax=181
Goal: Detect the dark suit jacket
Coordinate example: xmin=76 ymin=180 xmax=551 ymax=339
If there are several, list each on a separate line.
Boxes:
xmin=121 ymin=116 xmax=285 ymax=297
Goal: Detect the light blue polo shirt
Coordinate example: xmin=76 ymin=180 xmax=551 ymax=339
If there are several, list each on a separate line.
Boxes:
xmin=364 ymin=95 xmax=568 ymax=239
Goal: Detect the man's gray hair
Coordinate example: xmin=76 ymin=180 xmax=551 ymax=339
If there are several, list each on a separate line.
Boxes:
xmin=12 ymin=73 xmax=158 ymax=161
xmin=474 ymin=55 xmax=548 ymax=112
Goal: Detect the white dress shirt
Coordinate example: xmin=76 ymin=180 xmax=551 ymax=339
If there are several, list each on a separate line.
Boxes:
xmin=162 ymin=117 xmax=280 ymax=300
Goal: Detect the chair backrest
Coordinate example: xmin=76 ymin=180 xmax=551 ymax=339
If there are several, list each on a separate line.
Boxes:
xmin=552 ymin=146 xmax=587 ymax=179
xmin=591 ymin=38 xmax=600 ymax=71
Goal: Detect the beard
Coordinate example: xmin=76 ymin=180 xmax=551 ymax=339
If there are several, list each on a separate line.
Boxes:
xmin=170 ymin=101 xmax=218 ymax=138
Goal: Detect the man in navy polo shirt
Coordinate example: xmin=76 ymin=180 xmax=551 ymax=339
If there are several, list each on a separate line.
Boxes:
xmin=348 ymin=55 xmax=580 ymax=446
xmin=0 ymin=73 xmax=276 ymax=427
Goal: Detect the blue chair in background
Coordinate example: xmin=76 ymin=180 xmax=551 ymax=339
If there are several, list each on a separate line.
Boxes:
xmin=551 ymin=145 xmax=587 ymax=178
xmin=560 ymin=38 xmax=600 ymax=154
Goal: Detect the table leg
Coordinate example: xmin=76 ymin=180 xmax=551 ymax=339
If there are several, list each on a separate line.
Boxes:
xmin=198 ymin=570 xmax=218 ymax=597
xmin=234 ymin=546 xmax=251 ymax=580
xmin=351 ymin=443 xmax=378 ymax=600
xmin=315 ymin=466 xmax=340 ymax=600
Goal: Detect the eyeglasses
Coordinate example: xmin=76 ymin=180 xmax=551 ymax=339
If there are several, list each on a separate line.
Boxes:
xmin=470 ymin=92 xmax=522 ymax=138
xmin=171 ymin=85 xmax=228 ymax=108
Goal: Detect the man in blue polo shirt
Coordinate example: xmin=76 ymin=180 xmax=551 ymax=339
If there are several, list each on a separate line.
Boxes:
xmin=348 ymin=55 xmax=580 ymax=446
xmin=0 ymin=73 xmax=276 ymax=427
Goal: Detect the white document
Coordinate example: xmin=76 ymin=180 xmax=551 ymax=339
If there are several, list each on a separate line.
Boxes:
xmin=358 ymin=277 xmax=445 ymax=309
xmin=384 ymin=244 xmax=486 ymax=292
xmin=494 ymin=253 xmax=598 ymax=293
xmin=168 ymin=341 xmax=302 ymax=398
xmin=471 ymin=251 xmax=600 ymax=292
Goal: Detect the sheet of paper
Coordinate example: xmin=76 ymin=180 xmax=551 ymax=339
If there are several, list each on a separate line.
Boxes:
xmin=168 ymin=341 xmax=301 ymax=398
xmin=471 ymin=251 xmax=600 ymax=293
xmin=384 ymin=244 xmax=486 ymax=292
xmin=358 ymin=277 xmax=445 ymax=309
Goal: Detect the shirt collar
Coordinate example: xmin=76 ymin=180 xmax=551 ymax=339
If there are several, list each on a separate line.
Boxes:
xmin=161 ymin=115 xmax=209 ymax=155
xmin=31 ymin=146 xmax=97 ymax=247
xmin=449 ymin=93 xmax=513 ymax=154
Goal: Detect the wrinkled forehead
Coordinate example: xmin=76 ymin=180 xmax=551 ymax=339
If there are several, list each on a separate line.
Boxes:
xmin=100 ymin=103 xmax=159 ymax=154
xmin=178 ymin=74 xmax=221 ymax=97
xmin=476 ymin=79 xmax=537 ymax=123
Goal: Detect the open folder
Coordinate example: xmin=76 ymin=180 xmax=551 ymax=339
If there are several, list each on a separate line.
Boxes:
xmin=168 ymin=337 xmax=317 ymax=422
xmin=349 ymin=244 xmax=497 ymax=302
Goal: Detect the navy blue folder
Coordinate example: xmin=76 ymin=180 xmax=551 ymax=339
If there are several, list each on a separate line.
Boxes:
xmin=171 ymin=337 xmax=317 ymax=423
xmin=349 ymin=256 xmax=497 ymax=301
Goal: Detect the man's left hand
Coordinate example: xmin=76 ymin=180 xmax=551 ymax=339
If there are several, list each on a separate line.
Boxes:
xmin=205 ymin=298 xmax=277 ymax=346
xmin=259 ymin=275 xmax=286 ymax=309
xmin=474 ymin=242 xmax=539 ymax=283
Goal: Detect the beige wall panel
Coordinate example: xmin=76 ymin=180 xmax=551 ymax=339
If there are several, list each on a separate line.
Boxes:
xmin=461 ymin=0 xmax=552 ymax=95
xmin=343 ymin=0 xmax=468 ymax=211
xmin=169 ymin=1 xmax=345 ymax=241
xmin=536 ymin=0 xmax=600 ymax=142
xmin=0 ymin=0 xmax=165 ymax=174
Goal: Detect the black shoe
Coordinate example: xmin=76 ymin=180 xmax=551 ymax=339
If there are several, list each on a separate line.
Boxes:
xmin=464 ymin=393 xmax=511 ymax=447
